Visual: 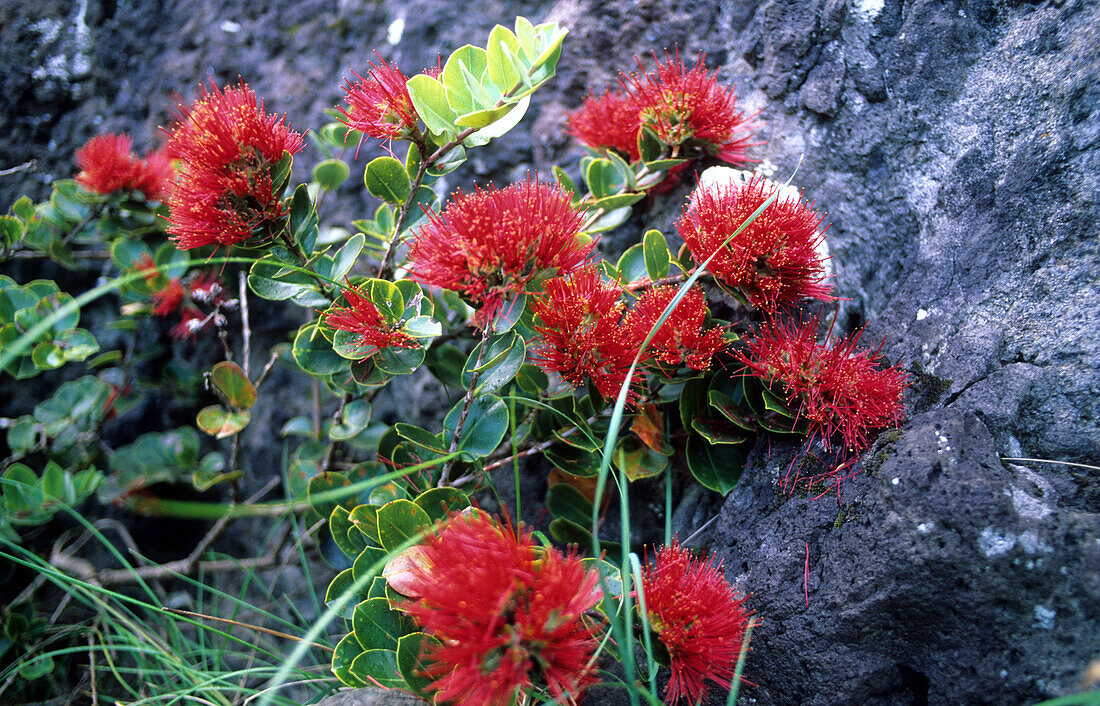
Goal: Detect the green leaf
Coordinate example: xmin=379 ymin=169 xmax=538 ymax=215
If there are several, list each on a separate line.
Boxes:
xmin=643 ymin=229 xmax=671 ymax=280
xmin=308 ymin=471 xmax=358 ymax=525
xmin=589 ymin=192 xmax=645 ymax=211
xmin=210 ymin=361 xmax=257 ymax=409
xmin=12 ymin=196 xmax=35 ymax=222
xmin=444 ymin=394 xmax=508 ymax=459
xmin=270 ymin=152 xmax=295 ymax=196
xmin=332 ymin=633 xmax=367 ymax=688
xmin=329 ymin=399 xmax=372 ymax=440
xmin=546 ymin=483 xmax=593 ymax=527
xmin=331 ymin=233 xmax=365 ymax=283
xmin=552 ymin=166 xmax=578 ymax=200
xmin=376 ymin=499 xmax=432 ymax=553
xmin=289 ymin=184 xmax=319 ymax=256
xmin=248 ymin=257 xmax=315 ymax=301
xmin=442 ymin=45 xmax=492 ymax=116
xmin=7 ymin=416 xmax=36 ymax=455
xmin=585 ymin=206 xmax=632 ymax=233
xmin=293 ymin=324 xmax=348 ymax=376
xmin=413 ymin=487 xmax=470 ymax=522
xmin=353 ymin=597 xmax=414 ymax=652
xmin=616 ymin=243 xmax=648 ymax=284
xmin=349 ymin=649 xmax=405 ymax=689
xmin=0 ymin=216 xmax=23 ymax=248
xmin=685 ymin=435 xmax=745 ymax=495
xmin=364 ymin=157 xmax=411 ymax=205
xmin=349 ymin=504 xmax=382 ymax=546
xmin=407 ymin=74 xmax=459 ymax=139
xmin=313 ymin=159 xmax=350 ymax=191
xmin=461 ymin=331 xmax=526 ymax=395
xmin=463 ymin=96 xmax=530 ymax=146
xmin=397 ymin=632 xmax=440 ymax=696
xmin=585 ymin=158 xmax=627 ymax=199
xmin=330 ymin=505 xmax=369 ymax=558
xmin=486 ymin=24 xmax=522 ymax=93
xmin=613 ymin=435 xmax=670 ymax=481
xmin=195 ymin=405 xmax=251 ymax=439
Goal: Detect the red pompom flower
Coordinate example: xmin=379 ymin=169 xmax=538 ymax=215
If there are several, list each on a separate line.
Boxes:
xmin=74 ymin=133 xmax=175 ymax=201
xmin=567 ymin=87 xmax=641 ymax=160
xmin=532 ymin=266 xmax=646 ymax=401
xmin=641 ymin=541 xmax=751 ymax=705
xmin=735 ymin=316 xmax=909 ymax=452
xmin=164 ymin=81 xmax=303 ymax=250
xmin=324 ymin=284 xmax=417 ymax=357
xmin=338 ymin=53 xmax=421 ymax=145
xmin=626 ymin=50 xmax=756 ymax=165
xmin=677 ymin=175 xmax=833 ymax=314
xmin=406 ymin=179 xmax=592 ymax=327
xmin=624 ymin=285 xmax=727 ymax=371
xmin=401 ymin=513 xmax=603 ymax=706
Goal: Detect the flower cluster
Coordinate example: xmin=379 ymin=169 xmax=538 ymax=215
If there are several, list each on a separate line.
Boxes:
xmin=641 ymin=542 xmax=750 ymax=705
xmin=400 ymin=513 xmax=603 ymax=705
xmin=338 ymin=53 xmax=422 ymax=145
xmin=323 ymin=284 xmax=416 ymax=357
xmin=568 ymin=51 xmax=755 ymax=166
xmin=532 ymin=271 xmax=727 ymax=401
xmin=623 ymin=285 xmax=727 ymax=371
xmin=164 ymin=81 xmax=304 ymax=250
xmin=677 ymin=174 xmax=833 ymax=314
xmin=134 ymin=255 xmax=228 ymax=340
xmin=735 ymin=316 xmax=909 ymax=453
xmin=532 ymin=266 xmax=642 ymax=401
xmin=74 ymin=133 xmax=174 ymax=202
xmin=406 ymin=179 xmax=592 ymax=326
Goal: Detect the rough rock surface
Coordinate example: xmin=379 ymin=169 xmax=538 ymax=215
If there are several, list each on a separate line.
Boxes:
xmin=4 ymin=0 xmax=1098 ymax=704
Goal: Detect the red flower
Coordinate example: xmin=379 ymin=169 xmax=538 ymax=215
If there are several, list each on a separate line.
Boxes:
xmin=188 ymin=272 xmax=226 ymax=305
xmin=624 ymin=285 xmax=726 ymax=371
xmin=151 ymin=279 xmax=185 ymax=317
xmin=734 ymin=316 xmax=909 ymax=452
xmin=164 ymin=81 xmax=303 ymax=250
xmin=338 ymin=53 xmax=420 ymax=143
xmin=677 ymin=175 xmax=833 ymax=313
xmin=323 ymin=284 xmax=417 ymax=357
xmin=170 ymin=307 xmax=208 ymax=340
xmin=626 ymin=50 xmax=756 ymax=165
xmin=566 ymin=88 xmax=641 ymax=160
xmin=641 ymin=542 xmax=751 ymax=705
xmin=402 ymin=513 xmax=603 ymax=706
xmin=135 ymin=147 xmax=176 ymax=202
xmin=531 ymin=266 xmax=645 ymax=402
xmin=406 ymin=179 xmax=592 ymax=326
xmin=74 ymin=134 xmax=174 ymax=201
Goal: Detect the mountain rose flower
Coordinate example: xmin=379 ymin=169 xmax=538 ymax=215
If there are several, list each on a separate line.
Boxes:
xmin=532 ymin=266 xmax=648 ymax=402
xmin=339 ymin=53 xmax=421 ymax=145
xmin=641 ymin=541 xmax=751 ymax=705
xmin=624 ymin=285 xmax=727 ymax=371
xmin=401 ymin=513 xmax=603 ymax=706
xmin=626 ymin=50 xmax=756 ymax=165
xmin=406 ymin=179 xmax=592 ymax=327
xmin=324 ymin=284 xmax=416 ymax=357
xmin=567 ymin=87 xmax=642 ymax=160
xmin=74 ymin=134 xmax=175 ymax=201
xmin=734 ymin=316 xmax=909 ymax=452
xmin=164 ymin=81 xmax=303 ymax=250
xmin=677 ymin=175 xmax=833 ymax=313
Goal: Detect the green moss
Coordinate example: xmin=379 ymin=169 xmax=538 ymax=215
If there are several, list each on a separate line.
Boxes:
xmin=832 ymin=501 xmax=863 ymax=529
xmin=909 ymin=360 xmax=954 ymax=407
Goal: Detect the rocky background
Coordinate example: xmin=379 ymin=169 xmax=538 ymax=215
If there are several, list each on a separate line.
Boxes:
xmin=3 ymin=0 xmax=1098 ymax=704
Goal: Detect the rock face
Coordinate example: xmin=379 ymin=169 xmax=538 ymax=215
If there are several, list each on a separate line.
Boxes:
xmin=4 ymin=0 xmax=1098 ymax=704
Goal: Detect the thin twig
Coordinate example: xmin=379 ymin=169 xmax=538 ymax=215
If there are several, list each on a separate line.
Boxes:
xmin=320 ymin=393 xmax=352 ymax=472
xmin=0 ymin=160 xmax=35 ymax=177
xmin=239 ymin=270 xmax=252 ymax=378
xmin=6 ymin=248 xmax=110 ymax=260
xmin=439 ymin=324 xmax=493 ymax=484
xmin=253 ymin=349 xmax=281 ymax=390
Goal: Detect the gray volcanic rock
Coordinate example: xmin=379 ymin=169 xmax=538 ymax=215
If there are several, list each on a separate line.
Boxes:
xmin=4 ymin=0 xmax=1098 ymax=704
